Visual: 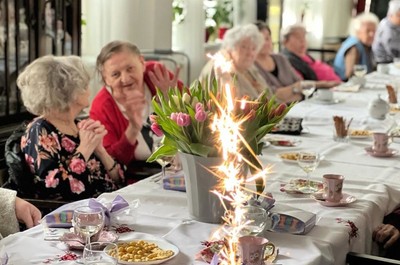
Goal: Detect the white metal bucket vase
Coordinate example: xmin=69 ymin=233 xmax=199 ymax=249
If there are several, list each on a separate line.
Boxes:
xmin=178 ymin=152 xmax=225 ymax=224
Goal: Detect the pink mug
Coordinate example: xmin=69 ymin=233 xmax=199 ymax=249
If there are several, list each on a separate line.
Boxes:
xmin=323 ymin=174 xmax=344 ymax=202
xmin=372 ymin=132 xmax=390 ymax=154
xmin=238 ymin=236 xmax=275 ymax=265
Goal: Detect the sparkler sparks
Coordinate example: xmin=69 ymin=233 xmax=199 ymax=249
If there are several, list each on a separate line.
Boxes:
xmin=207 ymin=53 xmax=272 ymax=264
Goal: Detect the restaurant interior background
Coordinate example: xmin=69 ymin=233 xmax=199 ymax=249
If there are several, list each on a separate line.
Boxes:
xmin=0 ymin=0 xmax=392 ymax=186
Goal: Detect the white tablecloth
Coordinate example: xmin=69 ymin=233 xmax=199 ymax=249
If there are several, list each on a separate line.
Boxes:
xmin=2 ymin=73 xmax=400 ymax=265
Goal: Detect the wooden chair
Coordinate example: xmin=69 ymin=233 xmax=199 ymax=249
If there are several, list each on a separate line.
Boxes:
xmin=347 ymin=252 xmax=400 ymax=265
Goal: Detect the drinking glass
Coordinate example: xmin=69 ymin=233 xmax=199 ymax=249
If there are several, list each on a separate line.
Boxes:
xmin=237 ymin=206 xmax=268 ymax=236
xmin=353 ymin=64 xmax=367 ymax=77
xmin=301 ymin=81 xmax=316 ymax=103
xmin=73 ymin=206 xmax=105 ymax=247
xmin=83 ymin=242 xmax=118 ymax=265
xmin=152 ymin=140 xmax=175 ymax=183
xmin=297 ymin=151 xmax=320 ymax=194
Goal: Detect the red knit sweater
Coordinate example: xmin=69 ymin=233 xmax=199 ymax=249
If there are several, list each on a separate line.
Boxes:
xmin=90 ymin=61 xmax=183 ymax=166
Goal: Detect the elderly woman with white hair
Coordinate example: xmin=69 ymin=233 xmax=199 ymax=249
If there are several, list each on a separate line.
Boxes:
xmin=334 ymin=12 xmax=379 ymax=81
xmin=373 ymin=0 xmax=400 ymax=63
xmin=18 ymin=55 xmax=125 ymax=201
xmin=199 ymin=24 xmax=270 ymax=98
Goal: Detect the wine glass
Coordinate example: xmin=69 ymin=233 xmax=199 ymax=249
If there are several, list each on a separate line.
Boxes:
xmin=83 ymin=242 xmax=118 ymax=265
xmin=152 ymin=139 xmax=175 ymax=184
xmin=297 ymin=151 xmax=320 ymax=194
xmin=301 ymin=81 xmax=316 ymax=104
xmin=353 ymin=64 xmax=367 ymax=77
xmin=237 ymin=206 xmax=268 ymax=236
xmin=73 ymin=206 xmax=105 ymax=248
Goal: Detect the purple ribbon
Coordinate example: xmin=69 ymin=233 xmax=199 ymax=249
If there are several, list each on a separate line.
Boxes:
xmin=88 ymin=195 xmax=129 ymax=227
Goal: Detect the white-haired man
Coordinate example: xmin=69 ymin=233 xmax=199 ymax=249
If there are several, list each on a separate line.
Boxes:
xmin=372 ymin=0 xmax=400 ymax=63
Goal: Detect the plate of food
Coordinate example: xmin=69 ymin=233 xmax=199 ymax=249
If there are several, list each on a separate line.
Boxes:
xmin=280 ymin=179 xmax=323 ymax=194
xmin=266 ymin=136 xmax=301 ymax=147
xmin=349 ymin=129 xmax=372 ymax=139
xmin=110 ymin=239 xmax=179 ymax=265
xmin=277 ymin=152 xmax=300 ymax=163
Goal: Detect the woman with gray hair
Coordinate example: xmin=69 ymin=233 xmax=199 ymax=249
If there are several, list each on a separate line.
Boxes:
xmin=334 ymin=12 xmax=379 ymax=80
xmin=18 ymin=55 xmax=125 ymax=201
xmin=199 ymin=23 xmax=270 ymax=98
xmin=373 ymin=0 xmax=400 ymax=63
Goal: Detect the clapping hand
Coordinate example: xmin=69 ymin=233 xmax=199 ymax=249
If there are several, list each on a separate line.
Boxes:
xmin=123 ymin=90 xmax=146 ymax=135
xmin=148 ymin=63 xmax=180 ymax=94
xmin=77 ymin=119 xmax=108 ymax=159
xmin=373 ymin=224 xmax=400 ymax=249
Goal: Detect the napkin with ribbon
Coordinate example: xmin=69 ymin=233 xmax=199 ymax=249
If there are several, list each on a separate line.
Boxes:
xmin=44 ymin=210 xmax=74 ymax=228
xmin=163 ymin=170 xmax=186 ymax=192
xmin=89 ymin=195 xmax=131 ymax=227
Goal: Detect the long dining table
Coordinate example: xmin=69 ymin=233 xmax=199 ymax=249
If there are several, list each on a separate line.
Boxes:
xmin=2 ymin=71 xmax=400 ymax=265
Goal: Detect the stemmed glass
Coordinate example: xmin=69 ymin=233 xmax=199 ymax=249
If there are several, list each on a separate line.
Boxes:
xmin=237 ymin=206 xmax=268 ymax=236
xmin=353 ymin=64 xmax=367 ymax=77
xmin=73 ymin=206 xmax=105 ymax=248
xmin=83 ymin=242 xmax=118 ymax=265
xmin=152 ymin=139 xmax=175 ymax=183
xmin=297 ymin=151 xmax=320 ymax=194
xmin=301 ymin=81 xmax=316 ymax=104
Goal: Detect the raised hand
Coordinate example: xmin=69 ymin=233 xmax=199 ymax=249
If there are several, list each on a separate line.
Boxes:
xmin=123 ymin=90 xmax=146 ymax=135
xmin=148 ymin=63 xmax=180 ymax=94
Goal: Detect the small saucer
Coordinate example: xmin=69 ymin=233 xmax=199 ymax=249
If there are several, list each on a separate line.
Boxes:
xmin=60 ymin=230 xmax=118 ymax=250
xmin=311 ymin=192 xmax=356 ymax=207
xmin=365 ymin=147 xmax=398 ymax=157
xmin=311 ymin=97 xmax=342 ymax=105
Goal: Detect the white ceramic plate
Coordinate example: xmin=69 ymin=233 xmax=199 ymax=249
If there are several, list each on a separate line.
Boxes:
xmin=265 ymin=137 xmax=301 ymax=147
xmin=349 ymin=130 xmax=372 ymax=139
xmin=115 ymin=239 xmax=179 ymax=265
xmin=310 ymin=98 xmax=343 ymax=105
xmin=277 ymin=152 xmax=299 ymax=163
xmin=280 ymin=178 xmax=323 ymax=195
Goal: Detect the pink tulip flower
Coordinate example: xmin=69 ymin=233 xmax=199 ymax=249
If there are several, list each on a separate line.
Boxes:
xmin=151 ymin=123 xmax=164 ymax=136
xmin=176 ymin=112 xmax=191 ymax=126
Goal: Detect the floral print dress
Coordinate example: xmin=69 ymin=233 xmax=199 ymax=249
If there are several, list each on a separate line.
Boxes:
xmin=21 ymin=118 xmax=125 ymax=201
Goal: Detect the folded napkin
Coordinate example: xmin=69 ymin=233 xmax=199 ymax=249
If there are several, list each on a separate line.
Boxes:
xmin=89 ymin=195 xmax=130 ymax=227
xmin=44 ymin=210 xmax=74 ymax=228
xmin=332 ymin=84 xmax=360 ymax=92
xmin=163 ymin=170 xmax=186 ymax=192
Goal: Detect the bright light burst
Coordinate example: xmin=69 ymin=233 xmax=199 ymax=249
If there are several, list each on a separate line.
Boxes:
xmin=207 ymin=53 xmax=272 ymax=264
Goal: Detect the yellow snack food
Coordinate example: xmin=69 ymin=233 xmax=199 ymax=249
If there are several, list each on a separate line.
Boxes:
xmin=279 ymin=152 xmax=299 ymax=161
xmin=110 ymin=240 xmax=175 ymax=263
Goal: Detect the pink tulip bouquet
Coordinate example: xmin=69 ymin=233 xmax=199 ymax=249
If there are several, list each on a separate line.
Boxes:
xmin=147 ymin=80 xmax=293 ymax=167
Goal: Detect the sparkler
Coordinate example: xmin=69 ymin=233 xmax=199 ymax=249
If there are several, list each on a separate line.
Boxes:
xmin=207 ymin=52 xmax=272 ymax=264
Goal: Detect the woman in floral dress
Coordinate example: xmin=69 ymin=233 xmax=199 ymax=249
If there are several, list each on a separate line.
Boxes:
xmin=17 ymin=55 xmax=125 ymax=201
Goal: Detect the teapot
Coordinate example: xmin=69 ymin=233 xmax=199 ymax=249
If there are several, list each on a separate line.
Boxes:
xmin=368 ymin=95 xmax=390 ymax=120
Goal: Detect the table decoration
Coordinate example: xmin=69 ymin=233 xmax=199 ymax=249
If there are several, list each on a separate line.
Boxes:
xmin=88 ymin=195 xmax=139 ymax=227
xmin=333 ymin=116 xmax=352 ymax=142
xmin=148 ymin=78 xmax=292 ymax=223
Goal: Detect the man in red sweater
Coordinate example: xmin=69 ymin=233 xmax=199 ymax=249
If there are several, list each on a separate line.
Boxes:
xmin=90 ymin=41 xmax=182 ymax=181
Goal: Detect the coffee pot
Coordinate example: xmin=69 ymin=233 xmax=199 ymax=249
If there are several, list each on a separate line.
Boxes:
xmin=368 ymin=95 xmax=390 ymax=120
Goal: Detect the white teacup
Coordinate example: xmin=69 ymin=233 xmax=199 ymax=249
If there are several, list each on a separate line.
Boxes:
xmin=377 ymin=64 xmax=389 ymax=74
xmin=315 ymin=89 xmax=333 ymax=102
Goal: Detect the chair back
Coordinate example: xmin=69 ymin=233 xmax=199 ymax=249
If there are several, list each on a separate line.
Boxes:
xmin=347 ymin=252 xmax=400 ymax=265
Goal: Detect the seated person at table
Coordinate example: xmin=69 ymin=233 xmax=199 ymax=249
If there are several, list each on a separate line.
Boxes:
xmin=373 ymin=208 xmax=400 ymax=260
xmin=334 ymin=12 xmax=379 ymax=81
xmin=90 ymin=41 xmax=183 ymax=179
xmin=199 ymin=24 xmax=271 ymax=99
xmin=0 ymin=187 xmax=41 ymax=239
xmin=281 ymin=23 xmax=342 ymax=87
xmin=372 ymin=0 xmax=400 ymax=63
xmin=254 ymin=21 xmax=303 ymax=103
xmin=18 ymin=55 xmax=125 ymax=201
